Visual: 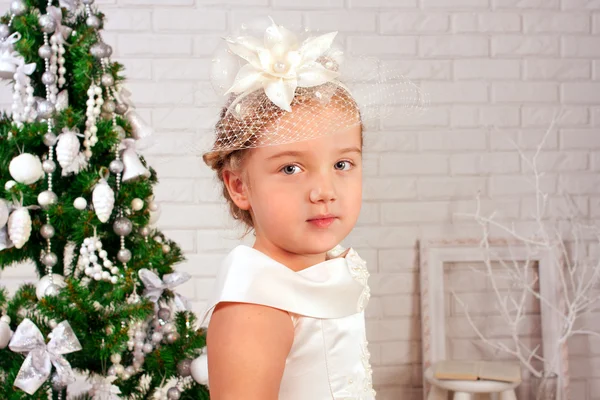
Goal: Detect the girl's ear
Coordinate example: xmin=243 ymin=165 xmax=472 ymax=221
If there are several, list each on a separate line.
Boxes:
xmin=222 ymin=169 xmax=251 ymax=211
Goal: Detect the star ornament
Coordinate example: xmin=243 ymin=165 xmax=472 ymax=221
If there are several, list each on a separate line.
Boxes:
xmin=223 ymin=16 xmax=341 ymax=113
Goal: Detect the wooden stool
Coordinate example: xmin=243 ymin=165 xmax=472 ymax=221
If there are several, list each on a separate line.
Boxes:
xmin=425 ymin=366 xmax=520 ymax=400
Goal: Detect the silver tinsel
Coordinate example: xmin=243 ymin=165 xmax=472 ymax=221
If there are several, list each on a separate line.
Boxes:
xmin=113 ymin=217 xmax=132 ymax=236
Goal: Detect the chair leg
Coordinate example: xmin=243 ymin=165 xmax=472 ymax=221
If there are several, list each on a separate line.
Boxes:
xmin=427 ymin=385 xmax=448 ymax=400
xmin=453 ymin=392 xmax=474 ymax=400
xmin=499 ymin=390 xmax=517 ymax=400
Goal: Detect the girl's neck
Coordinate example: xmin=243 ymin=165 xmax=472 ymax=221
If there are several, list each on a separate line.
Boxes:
xmin=252 ymin=239 xmax=329 ymax=272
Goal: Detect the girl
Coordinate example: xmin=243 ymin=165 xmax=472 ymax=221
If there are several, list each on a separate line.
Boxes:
xmin=198 ymin=16 xmax=425 ymax=399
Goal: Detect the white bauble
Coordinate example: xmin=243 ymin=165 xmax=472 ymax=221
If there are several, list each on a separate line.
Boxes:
xmin=0 ymin=318 xmax=12 ymax=349
xmin=4 ymin=180 xmax=16 ymax=191
xmin=149 ymin=202 xmax=161 ymax=225
xmin=74 ymin=197 xmax=87 ymax=210
xmin=92 ymin=179 xmax=115 ymax=223
xmin=131 ymin=198 xmax=144 ymax=211
xmin=9 ymin=153 xmax=44 ymax=185
xmin=190 ymin=354 xmax=209 ymax=386
xmin=8 ymin=207 xmax=31 ymax=249
xmin=56 ymin=130 xmax=80 ymax=169
xmin=36 ymin=274 xmax=66 ymax=300
xmin=0 ymin=199 xmax=10 ymax=228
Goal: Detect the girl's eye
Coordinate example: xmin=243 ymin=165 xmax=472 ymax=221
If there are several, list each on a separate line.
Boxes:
xmin=281 ymin=165 xmax=301 ymax=175
xmin=334 ymin=161 xmax=353 ymax=171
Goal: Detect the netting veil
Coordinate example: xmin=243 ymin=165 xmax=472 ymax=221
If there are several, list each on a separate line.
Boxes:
xmin=206 ymin=16 xmax=429 ymax=153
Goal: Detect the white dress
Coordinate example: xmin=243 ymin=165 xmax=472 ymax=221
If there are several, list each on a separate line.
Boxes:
xmin=200 ymin=244 xmax=377 ymax=400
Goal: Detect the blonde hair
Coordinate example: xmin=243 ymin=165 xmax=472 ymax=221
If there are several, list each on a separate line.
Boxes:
xmin=202 ymin=86 xmax=365 ymax=238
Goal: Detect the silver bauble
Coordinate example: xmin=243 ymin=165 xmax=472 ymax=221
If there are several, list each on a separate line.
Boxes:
xmin=36 ymin=274 xmax=66 ymax=300
xmin=51 ymin=371 xmax=69 ymax=391
xmin=177 ymin=359 xmax=192 ymax=377
xmin=82 ymin=0 xmax=95 ymax=4
xmin=162 ymin=244 xmax=171 ymax=254
xmin=139 ymin=226 xmax=151 ymax=237
xmin=38 ymin=44 xmax=52 ymax=59
xmin=37 ymin=100 xmax=55 ymax=118
xmin=86 ymin=15 xmax=101 ymax=29
xmin=113 ymin=217 xmax=132 ymax=236
xmin=109 ymin=159 xmax=124 ymax=174
xmin=113 ymin=125 xmax=126 ymax=139
xmin=42 ymin=252 xmax=58 ymax=267
xmin=0 ymin=24 xmax=10 ymax=39
xmin=104 ymin=43 xmax=113 ymax=57
xmin=101 ymin=73 xmax=114 ymax=87
xmin=90 ymin=42 xmax=106 ymax=58
xmin=44 ymin=283 xmax=61 ymax=297
xmin=167 ymin=387 xmax=181 ymax=400
xmin=43 ymin=132 xmax=58 ymax=147
xmin=115 ymin=103 xmax=129 ymax=115
xmin=166 ymin=332 xmax=180 ymax=344
xmin=107 ymin=365 xmax=117 ymax=376
xmin=39 ymin=14 xmax=57 ymax=33
xmin=42 ymin=71 xmax=57 ymax=85
xmin=158 ymin=308 xmax=171 ymax=321
xmin=102 ymin=100 xmax=116 ymax=113
xmin=37 ymin=190 xmax=58 ymax=209
xmin=42 ymin=159 xmax=56 ymax=173
xmin=40 ymin=224 xmax=55 ymax=239
xmin=117 ymin=248 xmax=131 ymax=263
xmin=10 ymin=0 xmax=26 ymax=16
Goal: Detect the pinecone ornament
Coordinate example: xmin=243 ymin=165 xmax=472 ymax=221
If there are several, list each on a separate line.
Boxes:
xmin=8 ymin=207 xmax=31 ymax=249
xmin=92 ymin=178 xmax=114 ymax=223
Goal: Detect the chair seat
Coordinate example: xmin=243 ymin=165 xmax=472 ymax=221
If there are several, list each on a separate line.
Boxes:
xmin=425 ymin=366 xmax=521 ymax=393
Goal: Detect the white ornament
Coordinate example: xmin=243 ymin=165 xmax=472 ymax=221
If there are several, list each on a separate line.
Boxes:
xmin=35 ymin=274 xmax=66 ymax=300
xmin=92 ymin=179 xmax=115 ymax=223
xmin=57 ymin=128 xmax=87 ymax=175
xmin=9 ymin=153 xmax=43 ymax=185
xmin=131 ymin=198 xmax=144 ymax=211
xmin=74 ymin=197 xmax=87 ymax=210
xmin=148 ymin=201 xmax=161 ymax=226
xmin=4 ymin=180 xmax=16 ymax=191
xmin=8 ymin=207 xmax=31 ymax=249
xmin=0 ymin=316 xmax=12 ymax=349
xmin=0 ymin=198 xmax=10 ymax=228
xmin=75 ymin=235 xmax=119 ymax=284
xmin=190 ymin=354 xmax=209 ymax=385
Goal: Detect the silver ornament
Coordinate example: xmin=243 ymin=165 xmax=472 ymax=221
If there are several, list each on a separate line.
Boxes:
xmin=101 ymin=73 xmax=114 ymax=87
xmin=113 ymin=217 xmax=132 ymax=236
xmin=131 ymin=198 xmax=144 ymax=211
xmin=90 ymin=42 xmax=105 ymax=58
xmin=109 ymin=160 xmax=124 ymax=174
xmin=42 ymin=159 xmax=56 ymax=173
xmin=40 ymin=224 xmax=55 ymax=239
xmin=43 ymin=132 xmax=58 ymax=147
xmin=102 ymin=100 xmax=116 ymax=113
xmin=37 ymin=190 xmax=58 ymax=209
xmin=82 ymin=0 xmax=95 ymax=4
xmin=42 ymin=71 xmax=57 ymax=85
xmin=0 ymin=24 xmax=10 ymax=39
xmin=37 ymin=100 xmax=55 ymax=118
xmin=177 ymin=359 xmax=192 ymax=377
xmin=117 ymin=248 xmax=131 ymax=263
xmin=42 ymin=252 xmax=58 ymax=267
xmin=10 ymin=0 xmax=26 ymax=16
xmin=104 ymin=43 xmax=113 ymax=57
xmin=162 ymin=244 xmax=171 ymax=254
xmin=44 ymin=283 xmax=61 ymax=297
xmin=86 ymin=15 xmax=101 ymax=29
xmin=51 ymin=371 xmax=69 ymax=391
xmin=113 ymin=125 xmax=126 ymax=139
xmin=38 ymin=44 xmax=52 ymax=59
xmin=158 ymin=308 xmax=171 ymax=321
xmin=139 ymin=226 xmax=150 ymax=237
xmin=39 ymin=14 xmax=57 ymax=33
xmin=166 ymin=332 xmax=180 ymax=344
xmin=167 ymin=387 xmax=181 ymax=400
xmin=115 ymin=103 xmax=129 ymax=115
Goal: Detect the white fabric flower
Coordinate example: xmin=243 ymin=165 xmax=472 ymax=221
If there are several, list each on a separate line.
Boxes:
xmin=224 ymin=16 xmax=341 ymax=112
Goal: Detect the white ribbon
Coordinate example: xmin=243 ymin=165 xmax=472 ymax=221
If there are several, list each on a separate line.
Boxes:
xmin=0 ymin=31 xmax=22 ymax=54
xmin=14 ymin=55 xmax=36 ymax=85
xmin=138 ymin=268 xmax=191 ymax=311
xmin=47 ymin=6 xmax=73 ymax=46
xmin=8 ymin=318 xmax=82 ymax=395
xmin=223 ymin=16 xmax=343 ymax=114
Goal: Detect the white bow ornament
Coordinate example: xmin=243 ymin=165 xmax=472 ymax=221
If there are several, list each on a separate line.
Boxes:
xmin=138 ymin=268 xmax=191 ymax=311
xmin=47 ymin=6 xmax=73 ymax=46
xmin=8 ymin=318 xmax=82 ymax=395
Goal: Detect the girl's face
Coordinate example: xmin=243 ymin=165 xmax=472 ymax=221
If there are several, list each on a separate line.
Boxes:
xmin=224 ymin=105 xmax=363 ymax=267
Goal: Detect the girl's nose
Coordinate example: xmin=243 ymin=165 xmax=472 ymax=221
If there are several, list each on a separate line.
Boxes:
xmin=309 ymin=174 xmax=336 ymax=203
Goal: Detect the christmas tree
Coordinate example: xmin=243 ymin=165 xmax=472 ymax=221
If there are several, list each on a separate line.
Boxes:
xmin=0 ymin=1 xmax=209 ymax=399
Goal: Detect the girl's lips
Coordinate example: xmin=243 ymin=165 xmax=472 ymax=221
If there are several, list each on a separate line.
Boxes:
xmin=308 ymin=217 xmax=336 ymax=228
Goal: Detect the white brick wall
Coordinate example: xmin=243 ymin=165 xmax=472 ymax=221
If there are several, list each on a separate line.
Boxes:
xmin=0 ymin=0 xmax=599 ymax=399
